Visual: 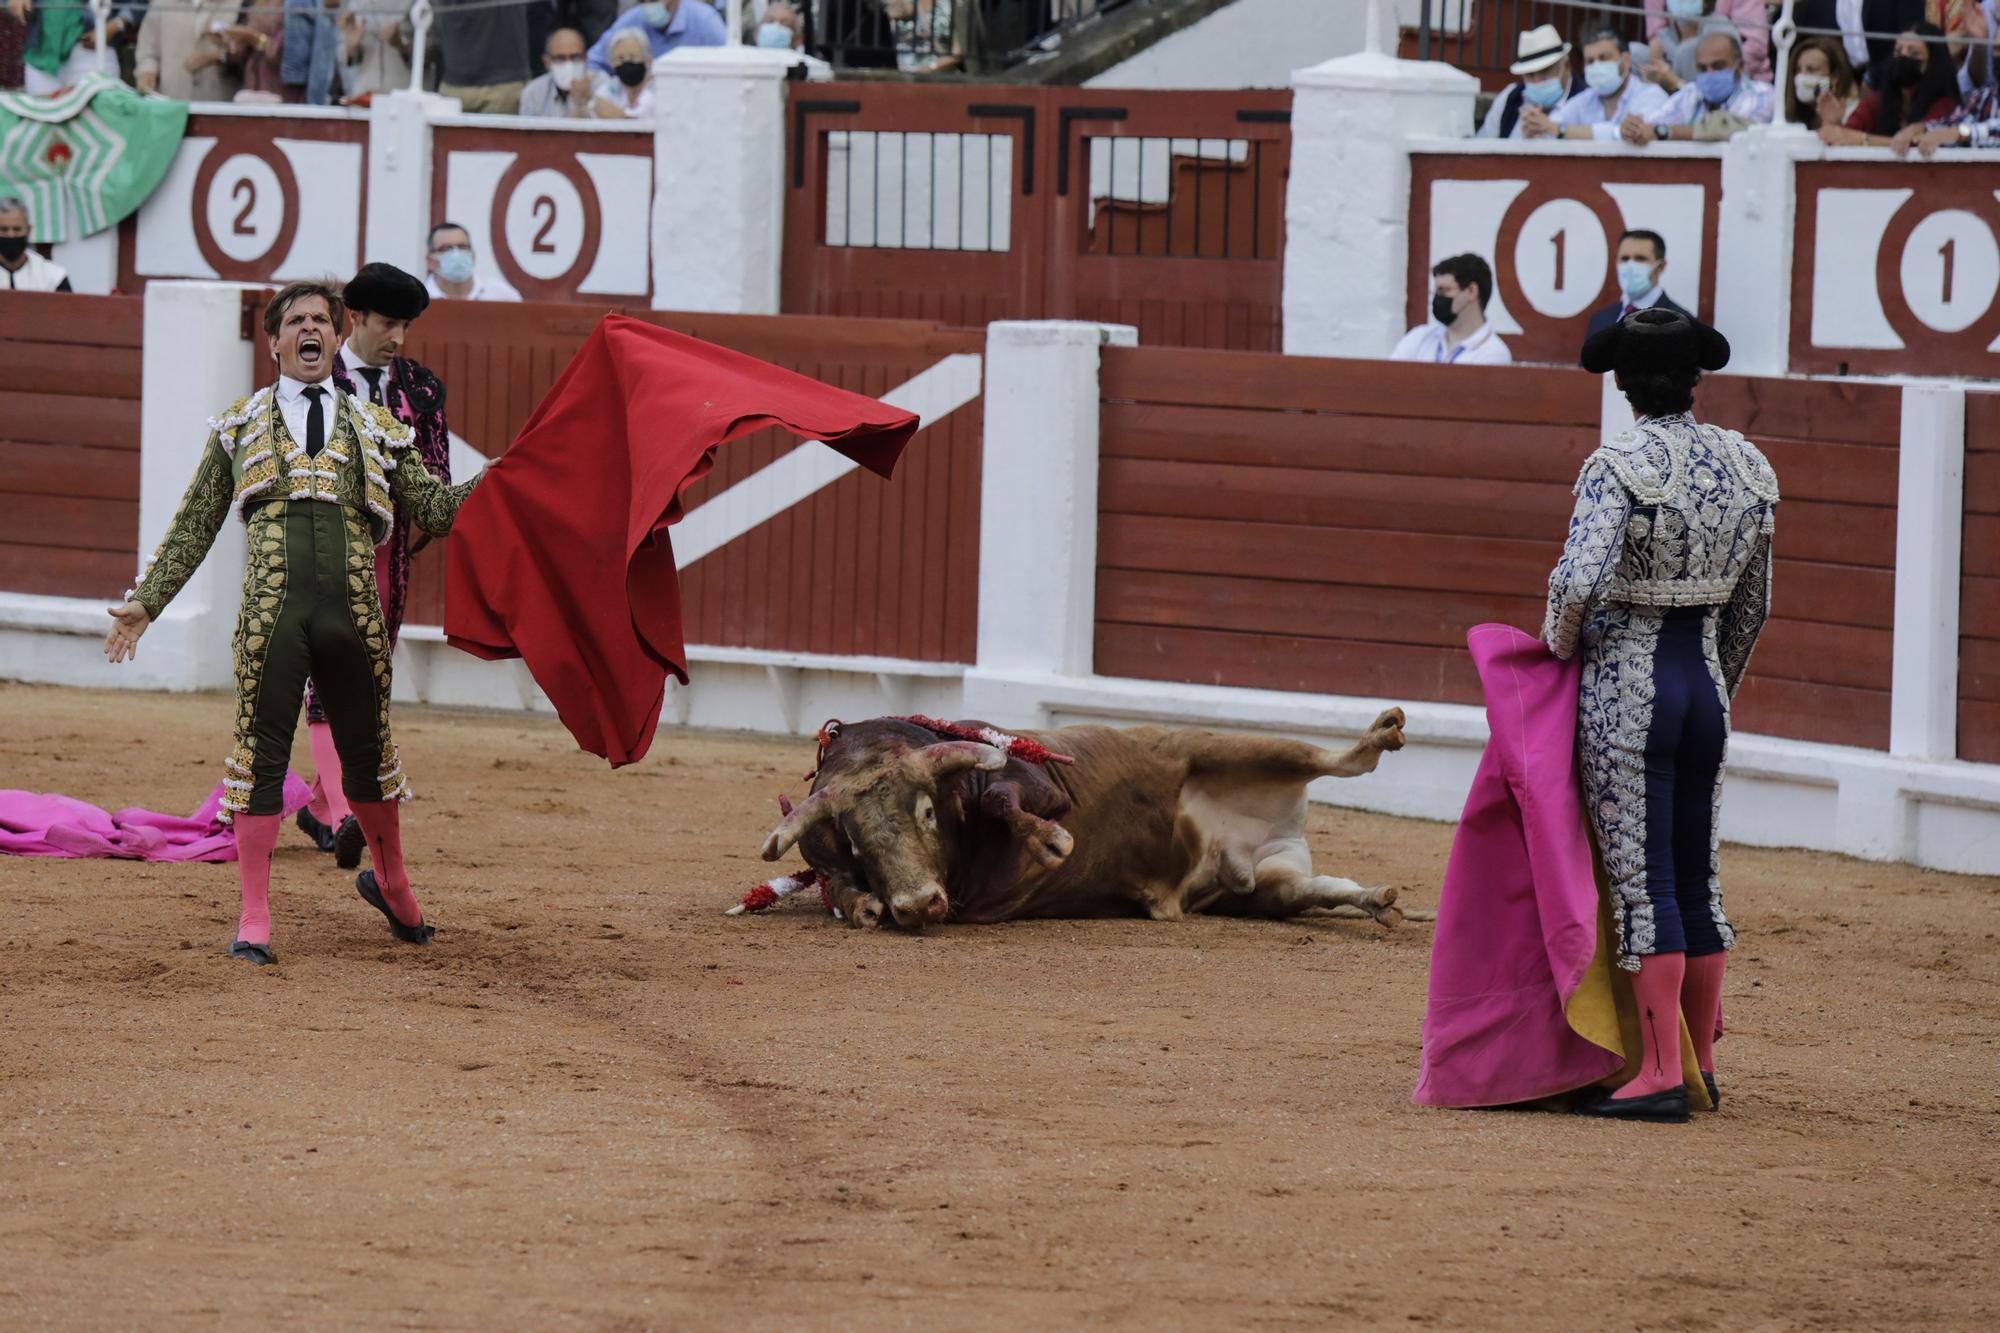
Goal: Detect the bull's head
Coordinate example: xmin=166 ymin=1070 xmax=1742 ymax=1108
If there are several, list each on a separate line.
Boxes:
xmin=760 ymin=740 xmax=1007 ymax=928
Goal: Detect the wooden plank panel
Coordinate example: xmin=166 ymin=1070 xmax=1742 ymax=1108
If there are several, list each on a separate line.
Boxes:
xmin=1959 ymin=636 xmax=2000 ymax=702
xmin=1692 ymin=375 xmax=1904 ymax=447
xmin=0 ymin=391 xmax=140 ymax=449
xmin=1094 ymin=621 xmax=1484 ymax=706
xmin=1095 ymin=568 xmax=1546 ymax=649
xmin=1960 ymin=699 xmax=2000 ymax=764
xmin=0 ymin=542 xmax=133 ymax=598
xmin=0 ymin=293 xmax=145 ymax=347
xmin=0 ymin=343 xmax=142 ymax=398
xmin=1 ymin=496 xmax=137 ymax=552
xmin=1100 ymin=348 xmax=1602 ymax=425
xmin=1963 ymin=515 xmax=2000 ymax=578
xmin=0 ymin=442 xmax=140 ymax=501
xmin=1730 ymin=676 xmax=1890 ymax=750
xmin=1961 ymin=575 xmax=2000 ymax=640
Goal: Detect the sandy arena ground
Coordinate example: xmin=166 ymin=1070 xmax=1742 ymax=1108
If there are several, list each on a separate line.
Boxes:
xmin=1 ymin=681 xmax=1996 ymax=1331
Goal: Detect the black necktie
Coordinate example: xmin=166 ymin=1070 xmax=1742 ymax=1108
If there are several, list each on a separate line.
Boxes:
xmin=303 ymin=384 xmax=325 ymax=457
xmin=360 ymin=367 xmax=384 ymax=405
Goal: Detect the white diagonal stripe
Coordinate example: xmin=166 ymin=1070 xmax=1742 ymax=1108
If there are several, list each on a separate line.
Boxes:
xmin=672 ymin=353 xmax=982 ymax=567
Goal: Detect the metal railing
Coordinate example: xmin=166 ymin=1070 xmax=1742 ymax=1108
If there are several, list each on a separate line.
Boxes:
xmin=1411 ymin=0 xmax=1655 ymax=75
xmin=799 ymin=0 xmax=1133 ymax=75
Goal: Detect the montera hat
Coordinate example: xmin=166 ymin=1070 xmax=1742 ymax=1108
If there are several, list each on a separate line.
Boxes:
xmin=1581 ymin=307 xmax=1731 ymax=377
xmin=344 ymin=262 xmax=430 ymax=321
xmin=1509 ymin=24 xmax=1571 ymax=77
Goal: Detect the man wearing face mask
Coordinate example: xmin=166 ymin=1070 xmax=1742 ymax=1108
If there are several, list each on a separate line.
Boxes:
xmin=0 ymin=196 xmax=70 ymax=292
xmin=520 ymin=26 xmax=612 ymax=118
xmin=586 ymin=0 xmax=727 ymax=77
xmin=1625 ymin=29 xmax=1774 ymax=145
xmin=752 ymin=1 xmax=803 ymax=49
xmin=435 ymin=0 xmax=535 ymax=115
xmin=423 ymin=221 xmax=522 ymax=303
xmin=1390 ymin=253 xmax=1512 ymax=366
xmin=1477 ymin=26 xmax=1576 ymax=140
xmin=1586 ymin=231 xmax=1690 ymax=337
xmin=1547 ymin=28 xmax=1671 ymax=140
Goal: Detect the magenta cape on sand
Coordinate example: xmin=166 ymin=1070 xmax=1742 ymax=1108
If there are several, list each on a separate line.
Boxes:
xmin=1412 ymin=624 xmax=1624 ymax=1109
xmin=0 ymin=775 xmax=312 ymax=862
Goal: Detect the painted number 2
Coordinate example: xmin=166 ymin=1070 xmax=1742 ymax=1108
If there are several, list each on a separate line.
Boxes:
xmin=231 ymin=177 xmax=257 ymax=236
xmin=531 ymin=196 xmax=558 ymax=254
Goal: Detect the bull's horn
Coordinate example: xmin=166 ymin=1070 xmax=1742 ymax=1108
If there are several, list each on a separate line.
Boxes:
xmin=761 ymin=788 xmax=837 ymax=862
xmin=920 ymin=741 xmax=1009 ymax=778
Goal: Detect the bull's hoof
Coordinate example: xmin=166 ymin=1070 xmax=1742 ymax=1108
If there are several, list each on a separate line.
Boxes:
xmin=1369 ymin=884 xmax=1403 ymax=929
xmin=849 ymin=894 xmax=886 ymax=929
xmin=1029 ymin=822 xmax=1074 ymax=870
xmin=1370 ymin=707 xmax=1407 ymax=752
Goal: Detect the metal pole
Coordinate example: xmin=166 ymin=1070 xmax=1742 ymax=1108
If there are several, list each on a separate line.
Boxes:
xmin=1419 ymin=0 xmax=1431 ymax=63
xmin=409 ymin=0 xmax=434 ymax=95
xmin=729 ymin=0 xmax=746 ymax=46
xmin=92 ymin=0 xmax=111 ymax=75
xmin=1772 ymin=0 xmax=1800 ymax=128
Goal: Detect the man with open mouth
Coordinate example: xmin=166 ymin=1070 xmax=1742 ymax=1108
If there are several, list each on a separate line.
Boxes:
xmin=101 ymin=279 xmax=482 ymax=966
xmin=293 ymin=263 xmax=456 ymax=870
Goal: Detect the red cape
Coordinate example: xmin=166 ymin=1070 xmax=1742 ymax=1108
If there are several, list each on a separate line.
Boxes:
xmin=444 ymin=315 xmax=919 ymax=766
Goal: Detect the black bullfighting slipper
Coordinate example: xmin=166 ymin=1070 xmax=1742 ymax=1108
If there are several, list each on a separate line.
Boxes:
xmin=356 ymin=871 xmax=435 ymax=945
xmin=227 ymin=939 xmax=275 ymax=967
xmin=296 ymin=807 xmax=338 ymax=854
xmin=332 ymin=815 xmax=366 ymax=870
xmin=1576 ymin=1085 xmax=1690 ymax=1123
xmin=1702 ymin=1071 xmax=1721 ymax=1111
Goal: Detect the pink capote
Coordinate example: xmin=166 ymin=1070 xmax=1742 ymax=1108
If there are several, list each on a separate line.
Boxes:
xmin=0 ymin=775 xmax=311 ymax=862
xmin=1412 ymin=624 xmax=1624 ymax=1108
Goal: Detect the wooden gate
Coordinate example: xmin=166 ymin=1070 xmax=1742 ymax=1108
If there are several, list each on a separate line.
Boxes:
xmin=783 ymin=86 xmax=1290 ymax=350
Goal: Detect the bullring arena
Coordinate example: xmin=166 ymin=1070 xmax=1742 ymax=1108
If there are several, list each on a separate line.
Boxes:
xmin=4 ymin=1 xmax=2000 ymax=1329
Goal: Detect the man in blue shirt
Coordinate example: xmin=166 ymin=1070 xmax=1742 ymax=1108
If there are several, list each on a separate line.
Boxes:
xmin=588 ymin=0 xmax=728 ymax=75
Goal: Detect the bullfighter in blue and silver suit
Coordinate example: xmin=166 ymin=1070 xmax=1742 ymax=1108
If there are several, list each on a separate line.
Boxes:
xmin=1543 ymin=308 xmax=1780 ymax=1123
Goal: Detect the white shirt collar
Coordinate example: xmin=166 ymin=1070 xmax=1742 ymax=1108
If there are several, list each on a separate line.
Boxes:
xmin=277 ymin=372 xmax=335 ymax=404
xmin=339 ymin=341 xmax=380 ymax=377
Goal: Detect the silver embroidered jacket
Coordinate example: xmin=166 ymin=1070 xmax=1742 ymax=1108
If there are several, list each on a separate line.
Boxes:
xmin=1542 ymin=411 xmax=1780 ymax=696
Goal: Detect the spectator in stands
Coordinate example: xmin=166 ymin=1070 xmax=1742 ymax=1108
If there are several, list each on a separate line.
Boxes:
xmin=587 ymin=0 xmax=726 ymax=75
xmin=520 ymin=25 xmax=611 ymax=117
xmin=1477 ymin=25 xmax=1575 ymax=140
xmin=337 ymin=1 xmax=413 ymax=101
xmin=1821 ymin=22 xmax=1961 ymax=143
xmin=563 ymin=1 xmax=620 ymax=48
xmin=1892 ymin=32 xmax=2000 ymax=151
xmin=888 ymin=0 xmax=962 ymax=73
xmin=1545 ymin=26 xmax=1671 ymax=139
xmin=1644 ymin=0 xmax=1770 ymax=84
xmin=1953 ymin=1 xmax=1995 ymax=94
xmin=282 ymin=0 xmax=341 ymax=105
xmin=134 ymin=1 xmax=244 ymax=100
xmin=424 ymin=221 xmax=523 ymax=302
xmin=21 ymin=0 xmax=115 ymax=94
xmin=1586 ymin=231 xmax=1690 ymax=337
xmin=1391 ymin=253 xmax=1511 ymax=366
xmin=1792 ymin=0 xmax=1892 ymax=88
xmin=436 ymin=0 xmax=535 ymax=112
xmin=228 ymin=7 xmax=287 ymax=101
xmin=1785 ymin=35 xmax=1864 ymax=130
xmin=598 ymin=26 xmax=657 ymax=118
xmin=0 ymin=196 xmax=71 ymax=291
xmin=755 ymin=1 xmax=804 ymax=49
xmin=2 ymin=0 xmax=24 ymax=92
xmin=1625 ymin=29 xmax=1774 ymax=143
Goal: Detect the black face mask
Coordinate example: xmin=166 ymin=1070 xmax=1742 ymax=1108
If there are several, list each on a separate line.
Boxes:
xmin=0 ymin=235 xmax=26 ymax=264
xmin=1888 ymin=56 xmax=1922 ymax=88
xmin=1432 ymin=292 xmax=1459 ymax=325
xmin=615 ymin=60 xmax=649 ymax=88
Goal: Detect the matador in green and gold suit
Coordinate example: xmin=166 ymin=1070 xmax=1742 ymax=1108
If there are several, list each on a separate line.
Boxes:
xmin=128 ymin=354 xmax=479 ymax=965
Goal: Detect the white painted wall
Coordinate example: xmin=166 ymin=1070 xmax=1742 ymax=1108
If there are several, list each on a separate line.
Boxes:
xmin=1086 ymin=0 xmax=1370 ymax=91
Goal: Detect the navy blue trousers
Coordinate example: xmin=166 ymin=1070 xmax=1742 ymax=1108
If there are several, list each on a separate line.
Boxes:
xmin=1639 ymin=610 xmax=1729 ymax=956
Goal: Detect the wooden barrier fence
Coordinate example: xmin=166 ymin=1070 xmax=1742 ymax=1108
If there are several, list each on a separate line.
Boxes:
xmin=1093 ymin=349 xmax=1900 ymax=752
xmin=1960 ymin=395 xmax=2000 ymax=764
xmin=0 ymin=292 xmax=143 ymax=600
xmin=243 ymin=297 xmax=987 ymax=663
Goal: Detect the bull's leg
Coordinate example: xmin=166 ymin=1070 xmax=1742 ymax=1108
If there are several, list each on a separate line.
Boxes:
xmin=1189 ymin=708 xmax=1407 ymax=782
xmin=1248 ymin=853 xmax=1403 ymax=928
xmin=823 ymin=870 xmax=886 ymax=929
xmin=980 ymin=780 xmax=1075 ymax=869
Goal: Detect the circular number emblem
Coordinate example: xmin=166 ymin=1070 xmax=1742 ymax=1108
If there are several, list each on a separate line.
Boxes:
xmin=488 ymin=156 xmax=603 ymax=300
xmin=1493 ymin=182 xmax=1624 ymax=349
xmin=191 ymin=143 xmax=301 ymax=280
xmin=1874 ymin=187 xmax=2000 ymax=354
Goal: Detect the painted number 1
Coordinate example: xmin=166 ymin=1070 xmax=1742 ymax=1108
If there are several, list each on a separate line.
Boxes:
xmin=1940 ymin=236 xmax=1956 ymax=305
xmin=1550 ymin=228 xmax=1565 ymax=292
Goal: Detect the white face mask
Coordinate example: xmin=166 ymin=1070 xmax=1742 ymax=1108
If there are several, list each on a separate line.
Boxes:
xmin=549 ymin=58 xmax=584 ymax=91
xmin=1793 ymin=73 xmax=1830 ymax=104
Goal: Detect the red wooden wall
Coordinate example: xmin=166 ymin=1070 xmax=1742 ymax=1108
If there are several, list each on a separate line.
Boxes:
xmin=244 ymin=298 xmax=986 ymax=663
xmin=1093 ymin=349 xmax=1899 ymax=751
xmin=1960 ymin=395 xmax=2000 ymax=764
xmin=0 ymin=293 xmax=143 ymax=600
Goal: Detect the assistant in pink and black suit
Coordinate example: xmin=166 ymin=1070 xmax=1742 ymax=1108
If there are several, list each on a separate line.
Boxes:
xmin=296 ymin=263 xmax=456 ymax=867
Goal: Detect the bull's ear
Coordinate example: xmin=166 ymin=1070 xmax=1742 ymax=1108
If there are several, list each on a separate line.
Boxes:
xmin=761 ymin=788 xmax=837 ymax=862
xmin=921 ymin=741 xmax=1008 ymax=779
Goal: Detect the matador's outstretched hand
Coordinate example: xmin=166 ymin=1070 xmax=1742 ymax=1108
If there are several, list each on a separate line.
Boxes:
xmin=104 ymin=601 xmax=151 ymax=664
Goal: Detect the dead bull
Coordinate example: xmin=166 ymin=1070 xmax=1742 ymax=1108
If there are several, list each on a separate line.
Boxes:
xmin=758 ymin=711 xmax=1408 ymax=930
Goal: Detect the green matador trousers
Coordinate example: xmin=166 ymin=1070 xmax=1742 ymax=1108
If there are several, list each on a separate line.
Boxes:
xmin=229 ymin=500 xmax=408 ymax=816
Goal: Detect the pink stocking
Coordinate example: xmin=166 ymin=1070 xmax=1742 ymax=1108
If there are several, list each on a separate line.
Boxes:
xmin=306 ymin=723 xmax=353 ymax=825
xmin=350 ymin=799 xmax=423 ymax=928
xmin=1682 ymin=953 xmax=1727 ymax=1075
xmin=1613 ymin=950 xmax=1687 ymax=1100
xmin=231 ymin=814 xmax=281 ymax=947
